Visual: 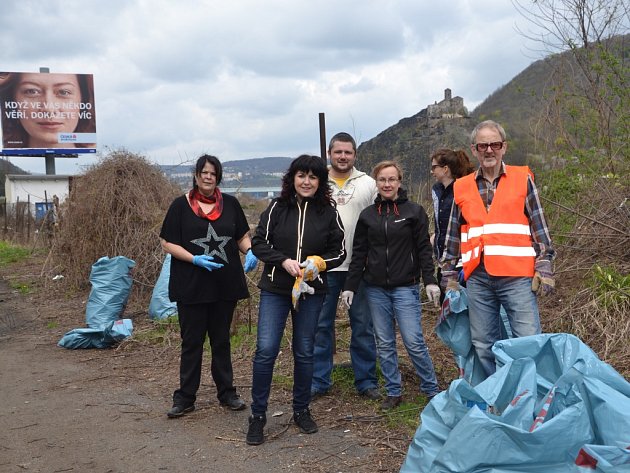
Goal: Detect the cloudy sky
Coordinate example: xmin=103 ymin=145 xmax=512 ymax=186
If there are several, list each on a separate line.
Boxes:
xmin=1 ymin=0 xmax=546 ymax=175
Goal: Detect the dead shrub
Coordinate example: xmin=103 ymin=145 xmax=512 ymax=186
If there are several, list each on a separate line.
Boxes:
xmin=540 ymin=175 xmax=629 ymax=377
xmin=46 ymin=149 xmax=182 ymax=300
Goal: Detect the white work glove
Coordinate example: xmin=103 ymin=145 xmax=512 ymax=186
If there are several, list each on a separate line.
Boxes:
xmin=341 ymin=290 xmax=354 ymax=308
xmin=425 ymin=284 xmax=441 ymax=307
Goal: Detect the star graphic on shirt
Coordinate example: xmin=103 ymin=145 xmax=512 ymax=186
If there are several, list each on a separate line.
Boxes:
xmin=191 ymin=222 xmax=231 ymax=263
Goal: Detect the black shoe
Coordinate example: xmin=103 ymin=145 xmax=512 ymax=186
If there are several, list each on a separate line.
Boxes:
xmin=293 ymin=408 xmax=318 ymax=434
xmin=426 ymin=390 xmax=441 ymax=401
xmin=220 ymin=395 xmax=246 ymax=411
xmin=380 ymin=395 xmax=402 ymax=410
xmin=167 ymin=404 xmax=195 ymax=418
xmin=246 ymin=414 xmax=266 ymax=445
xmin=359 ymin=387 xmax=382 ymax=401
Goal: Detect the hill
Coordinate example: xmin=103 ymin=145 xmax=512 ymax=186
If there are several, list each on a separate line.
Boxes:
xmin=357 ymin=89 xmax=472 ymax=191
xmin=0 ymin=158 xmax=29 ymax=197
xmin=356 ymin=33 xmax=629 ymax=188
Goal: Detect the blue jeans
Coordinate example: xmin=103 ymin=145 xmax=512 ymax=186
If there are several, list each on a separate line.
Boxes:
xmin=251 ymin=290 xmax=324 ymax=416
xmin=312 ymin=272 xmax=378 ymax=394
xmin=467 ymin=263 xmax=541 ymax=377
xmin=365 ymin=284 xmax=439 ymax=397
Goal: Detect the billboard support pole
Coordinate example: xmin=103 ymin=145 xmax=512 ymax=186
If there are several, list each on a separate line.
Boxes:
xmin=40 ymin=67 xmax=56 ymax=175
xmin=318 ymin=113 xmax=327 ymax=165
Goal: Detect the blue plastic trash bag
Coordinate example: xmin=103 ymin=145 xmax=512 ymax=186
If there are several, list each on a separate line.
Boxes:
xmin=148 ymin=254 xmax=177 ymax=320
xmin=435 ymin=286 xmax=471 ymax=357
xmin=58 ymin=319 xmax=133 ymax=349
xmin=435 ymin=285 xmax=512 ymax=386
xmin=575 ymin=444 xmax=630 ymax=472
xmin=85 ymin=256 xmax=135 ymax=328
xmin=401 ymin=333 xmax=630 ymax=473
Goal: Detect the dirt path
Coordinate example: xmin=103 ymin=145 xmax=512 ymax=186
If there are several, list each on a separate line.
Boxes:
xmin=0 ymin=266 xmax=397 ymax=473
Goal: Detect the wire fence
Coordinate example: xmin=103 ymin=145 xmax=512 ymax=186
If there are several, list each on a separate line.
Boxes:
xmin=0 ymin=198 xmax=57 ymax=247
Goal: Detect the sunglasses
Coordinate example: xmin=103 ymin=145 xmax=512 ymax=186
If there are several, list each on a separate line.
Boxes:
xmin=474 ymin=141 xmax=504 ymax=152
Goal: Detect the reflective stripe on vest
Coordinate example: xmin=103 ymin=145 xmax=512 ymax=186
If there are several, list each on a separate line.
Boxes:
xmin=462 ymin=223 xmax=531 ymax=242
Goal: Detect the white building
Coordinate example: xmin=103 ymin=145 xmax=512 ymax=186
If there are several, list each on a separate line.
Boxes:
xmin=5 ymin=174 xmax=71 ymax=219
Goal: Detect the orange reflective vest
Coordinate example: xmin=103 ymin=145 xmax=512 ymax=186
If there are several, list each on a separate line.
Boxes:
xmin=454 ymin=165 xmax=536 ymax=279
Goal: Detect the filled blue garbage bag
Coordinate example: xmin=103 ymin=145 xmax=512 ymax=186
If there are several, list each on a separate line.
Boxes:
xmin=401 ymin=333 xmax=630 ymax=473
xmin=58 ymin=256 xmax=135 ymax=349
xmin=575 ymin=444 xmax=630 ymax=472
xmin=435 ymin=286 xmax=511 ymax=386
xmin=148 ymin=254 xmax=177 ymax=320
xmin=58 ymin=319 xmax=133 ymax=349
xmin=85 ymin=256 xmax=136 ymax=328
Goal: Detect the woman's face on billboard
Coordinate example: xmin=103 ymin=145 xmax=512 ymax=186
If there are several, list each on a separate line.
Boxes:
xmin=15 ymin=73 xmax=81 ymax=147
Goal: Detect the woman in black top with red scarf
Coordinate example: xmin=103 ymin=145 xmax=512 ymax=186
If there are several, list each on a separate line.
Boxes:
xmin=160 ymin=154 xmax=258 ymax=417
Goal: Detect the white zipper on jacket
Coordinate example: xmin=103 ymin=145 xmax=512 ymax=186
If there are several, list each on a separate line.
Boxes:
xmin=295 ymin=200 xmax=308 ymax=263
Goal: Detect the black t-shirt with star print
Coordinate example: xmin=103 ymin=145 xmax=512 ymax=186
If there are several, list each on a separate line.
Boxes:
xmin=160 ymin=193 xmax=250 ymax=303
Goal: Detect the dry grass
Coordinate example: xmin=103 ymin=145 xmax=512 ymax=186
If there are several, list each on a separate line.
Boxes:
xmin=539 ymin=175 xmax=630 ymax=378
xmin=43 ymin=149 xmax=181 ymax=298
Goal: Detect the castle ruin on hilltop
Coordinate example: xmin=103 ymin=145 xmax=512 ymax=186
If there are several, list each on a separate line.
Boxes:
xmin=356 ymin=88 xmax=472 ymax=185
xmin=427 ymin=88 xmax=468 ymax=119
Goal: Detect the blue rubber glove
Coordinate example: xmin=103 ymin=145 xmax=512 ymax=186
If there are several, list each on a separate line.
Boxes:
xmin=243 ymin=249 xmax=258 ymax=273
xmin=192 ymin=254 xmax=224 ymax=272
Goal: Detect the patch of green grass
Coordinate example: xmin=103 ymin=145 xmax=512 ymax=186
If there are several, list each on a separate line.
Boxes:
xmin=272 ymin=374 xmax=293 ymax=389
xmin=134 ymin=316 xmax=179 ymax=343
xmin=331 ymin=364 xmax=359 ymax=396
xmin=591 ymin=264 xmax=630 ymax=305
xmin=230 ymin=323 xmax=257 ymax=350
xmin=382 ymin=395 xmax=429 ymax=433
xmin=10 ymin=281 xmax=31 ymax=294
xmin=0 ymin=241 xmax=31 ymax=267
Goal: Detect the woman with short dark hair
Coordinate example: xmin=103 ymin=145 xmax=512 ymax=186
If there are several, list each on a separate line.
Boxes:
xmin=160 ymin=154 xmax=258 ymax=418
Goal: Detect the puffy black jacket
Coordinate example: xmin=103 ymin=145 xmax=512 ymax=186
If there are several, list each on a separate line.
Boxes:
xmin=252 ymin=197 xmax=346 ymax=296
xmin=345 ymin=189 xmax=437 ymax=291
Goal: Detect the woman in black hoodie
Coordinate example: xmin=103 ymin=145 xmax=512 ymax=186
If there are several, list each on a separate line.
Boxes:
xmin=343 ymin=161 xmax=440 ymax=410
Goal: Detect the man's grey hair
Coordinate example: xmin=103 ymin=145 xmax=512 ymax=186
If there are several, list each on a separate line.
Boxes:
xmin=470 ymin=120 xmax=507 ymax=144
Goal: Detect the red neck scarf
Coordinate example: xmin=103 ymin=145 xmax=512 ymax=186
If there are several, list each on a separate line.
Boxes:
xmin=188 ymin=187 xmax=223 ymax=221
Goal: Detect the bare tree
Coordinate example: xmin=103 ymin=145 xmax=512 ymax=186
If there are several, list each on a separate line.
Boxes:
xmin=513 ymin=0 xmax=629 ymax=172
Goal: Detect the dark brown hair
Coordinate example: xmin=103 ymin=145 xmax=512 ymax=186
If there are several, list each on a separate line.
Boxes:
xmin=279 ymin=154 xmax=333 ymax=209
xmin=430 ymin=148 xmax=475 ymax=178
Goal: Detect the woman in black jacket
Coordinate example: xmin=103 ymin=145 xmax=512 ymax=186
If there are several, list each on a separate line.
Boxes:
xmin=246 ymin=155 xmax=345 ymax=445
xmin=343 ymin=161 xmax=440 ymax=410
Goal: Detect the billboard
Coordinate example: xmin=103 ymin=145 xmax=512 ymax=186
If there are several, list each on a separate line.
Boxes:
xmin=0 ymin=71 xmax=96 ymax=156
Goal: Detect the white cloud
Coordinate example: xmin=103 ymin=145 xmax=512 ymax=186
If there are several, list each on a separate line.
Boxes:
xmin=1 ymin=0 xmax=547 ymax=174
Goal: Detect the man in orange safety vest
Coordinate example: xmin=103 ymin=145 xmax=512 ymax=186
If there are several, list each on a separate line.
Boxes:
xmin=440 ymin=120 xmax=555 ymax=378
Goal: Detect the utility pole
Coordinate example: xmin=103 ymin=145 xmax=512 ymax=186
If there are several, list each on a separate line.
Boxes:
xmin=318 ymin=113 xmax=326 ymax=165
xmin=40 ymin=67 xmax=56 ymax=175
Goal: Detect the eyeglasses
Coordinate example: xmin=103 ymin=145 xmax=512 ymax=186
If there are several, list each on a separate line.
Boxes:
xmin=431 ymin=164 xmax=445 ymax=171
xmin=376 ymin=177 xmax=400 ymax=185
xmin=474 ymin=141 xmax=504 ymax=152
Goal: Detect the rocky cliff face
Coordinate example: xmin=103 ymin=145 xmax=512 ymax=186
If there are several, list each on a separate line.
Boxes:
xmin=357 ymin=89 xmax=472 ymax=190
